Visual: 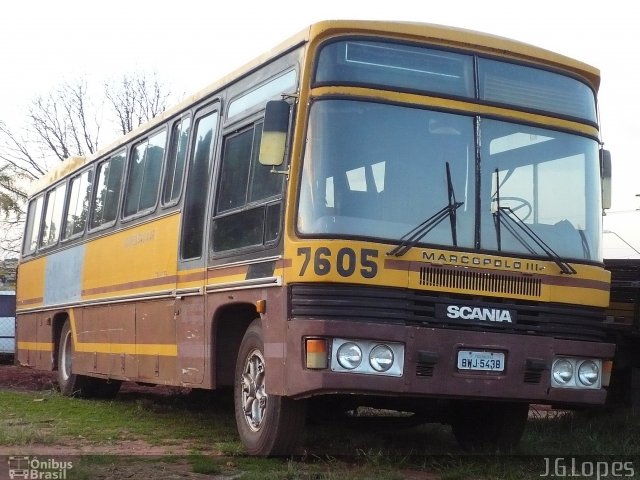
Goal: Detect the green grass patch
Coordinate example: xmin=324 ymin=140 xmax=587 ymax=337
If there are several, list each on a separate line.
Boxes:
xmin=0 ymin=388 xmax=237 ymax=448
xmin=186 ymin=453 xmax=223 ymax=474
xmin=523 ymin=408 xmax=640 ymax=455
xmin=2 ymin=388 xmax=638 ymax=479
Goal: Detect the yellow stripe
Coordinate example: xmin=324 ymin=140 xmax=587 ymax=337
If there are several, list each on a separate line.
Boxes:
xmin=68 ymin=310 xmax=177 ymax=357
xmin=73 ymin=342 xmax=178 ymax=356
xmin=311 ymin=86 xmax=600 ymax=137
xmin=69 ymin=309 xmax=78 ymax=339
xmin=18 ymin=341 xmax=53 ymax=352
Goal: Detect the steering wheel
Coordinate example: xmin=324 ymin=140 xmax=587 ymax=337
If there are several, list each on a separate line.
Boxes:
xmin=500 ymin=196 xmax=532 ymax=222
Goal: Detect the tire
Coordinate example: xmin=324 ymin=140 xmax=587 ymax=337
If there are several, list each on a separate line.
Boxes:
xmin=450 ymin=400 xmax=529 ymax=452
xmin=57 ymin=320 xmax=121 ymax=398
xmin=234 ymin=319 xmax=306 ymax=456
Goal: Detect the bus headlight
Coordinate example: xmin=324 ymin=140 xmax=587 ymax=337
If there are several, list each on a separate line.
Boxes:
xmin=369 ymin=344 xmax=394 ymax=372
xmin=336 ymin=342 xmax=362 ymax=370
xmin=552 ymin=358 xmax=574 ymax=385
xmin=331 ymin=339 xmax=404 ymax=376
xmin=577 ymin=360 xmax=600 ymax=387
xmin=551 ymin=357 xmax=601 ymax=389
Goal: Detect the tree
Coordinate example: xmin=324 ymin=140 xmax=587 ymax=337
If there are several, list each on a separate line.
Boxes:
xmin=0 ymin=163 xmax=26 ymax=215
xmin=0 ymin=72 xmax=172 ymax=256
xmin=105 ymin=72 xmax=171 ymax=136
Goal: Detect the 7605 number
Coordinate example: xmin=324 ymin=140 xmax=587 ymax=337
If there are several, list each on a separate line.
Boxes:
xmin=297 ymin=247 xmax=378 ymax=279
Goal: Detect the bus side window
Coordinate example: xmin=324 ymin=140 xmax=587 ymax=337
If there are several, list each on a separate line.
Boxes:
xmin=180 ymin=111 xmax=219 ymax=260
xmin=163 ymin=116 xmax=191 ymax=206
xmin=23 ymin=195 xmax=44 ymax=255
xmin=40 ymin=182 xmax=67 ymax=248
xmin=63 ymin=169 xmax=93 ymax=240
xmin=90 ymin=151 xmax=126 ymax=229
xmin=211 ymin=121 xmax=284 ymax=253
xmin=124 ymin=129 xmax=167 ymax=217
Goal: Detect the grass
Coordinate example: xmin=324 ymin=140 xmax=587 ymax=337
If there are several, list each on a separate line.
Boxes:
xmin=0 ymin=388 xmax=240 ymax=452
xmin=0 ymin=387 xmax=638 ymax=479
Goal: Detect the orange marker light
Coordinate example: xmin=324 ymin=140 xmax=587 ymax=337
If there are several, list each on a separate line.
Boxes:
xmin=305 ymin=338 xmax=328 ymax=369
xmin=602 ymin=360 xmax=613 ymax=387
xmin=255 ymin=299 xmax=266 ymax=314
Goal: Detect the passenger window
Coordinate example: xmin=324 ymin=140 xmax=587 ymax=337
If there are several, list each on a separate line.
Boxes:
xmin=249 ymin=128 xmax=283 ymax=202
xmin=346 ymin=167 xmax=367 ymax=191
xmin=217 ymin=122 xmax=282 ymax=213
xmin=23 ymin=195 xmax=44 ymax=254
xmin=40 ymin=183 xmax=67 ymax=248
xmin=217 ymin=128 xmax=254 ymax=212
xmin=181 ymin=110 xmax=219 ymax=259
xmin=163 ymin=117 xmax=191 ymax=205
xmin=124 ymin=129 xmax=166 ymax=217
xmin=91 ymin=151 xmax=125 ymax=229
xmin=212 ymin=122 xmax=284 ymax=254
xmin=63 ymin=169 xmax=93 ymax=239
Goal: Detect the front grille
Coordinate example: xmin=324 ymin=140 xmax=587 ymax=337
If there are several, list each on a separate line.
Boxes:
xmin=290 ymin=284 xmax=606 ymax=342
xmin=415 ymin=351 xmax=439 ymax=378
xmin=416 ymin=363 xmax=436 ymax=377
xmin=419 ymin=266 xmax=542 ymax=297
xmin=524 ymin=370 xmax=543 ymax=384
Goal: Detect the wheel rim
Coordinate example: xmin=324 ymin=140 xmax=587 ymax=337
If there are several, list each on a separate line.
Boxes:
xmin=60 ymin=330 xmax=72 ymax=382
xmin=240 ymin=348 xmax=267 ymax=432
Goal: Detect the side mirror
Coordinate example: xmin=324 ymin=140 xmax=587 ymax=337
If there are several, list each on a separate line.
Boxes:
xmin=600 ymin=149 xmax=612 ymax=210
xmin=259 ymin=100 xmax=291 ymax=166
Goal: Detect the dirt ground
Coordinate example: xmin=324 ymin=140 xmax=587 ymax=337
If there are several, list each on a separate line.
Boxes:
xmin=0 ymin=359 xmax=233 ymax=479
xmin=0 ymin=358 xmax=183 ymax=396
xmin=0 ymin=360 xmax=57 ymax=392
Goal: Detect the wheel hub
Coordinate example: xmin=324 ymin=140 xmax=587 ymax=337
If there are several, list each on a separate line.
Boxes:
xmin=241 ymin=348 xmax=267 ymax=431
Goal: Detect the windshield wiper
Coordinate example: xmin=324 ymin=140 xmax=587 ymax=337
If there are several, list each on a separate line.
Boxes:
xmin=492 ymin=169 xmax=576 ymax=275
xmin=387 ymin=162 xmax=463 ymax=257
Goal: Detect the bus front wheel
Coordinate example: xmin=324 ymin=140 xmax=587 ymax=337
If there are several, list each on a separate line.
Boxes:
xmin=234 ymin=319 xmax=306 ymax=456
xmin=57 ymin=319 xmax=121 ymax=398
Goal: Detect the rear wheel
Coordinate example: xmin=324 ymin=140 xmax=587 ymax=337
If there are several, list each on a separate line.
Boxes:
xmin=450 ymin=400 xmax=529 ymax=452
xmin=234 ymin=319 xmax=306 ymax=456
xmin=57 ymin=320 xmax=121 ymax=398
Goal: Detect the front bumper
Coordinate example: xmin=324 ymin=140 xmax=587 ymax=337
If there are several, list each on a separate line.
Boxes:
xmin=283 ymin=319 xmax=615 ymax=406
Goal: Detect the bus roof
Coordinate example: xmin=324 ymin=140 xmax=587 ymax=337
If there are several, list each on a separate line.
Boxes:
xmin=29 ymin=20 xmax=600 ymax=198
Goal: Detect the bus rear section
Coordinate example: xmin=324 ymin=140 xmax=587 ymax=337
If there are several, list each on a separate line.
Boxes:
xmin=604 ymin=259 xmax=640 ymax=411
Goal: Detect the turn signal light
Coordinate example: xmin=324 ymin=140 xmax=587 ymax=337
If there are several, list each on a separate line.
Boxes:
xmin=305 ymin=338 xmax=328 ymax=369
xmin=602 ymin=360 xmax=613 ymax=387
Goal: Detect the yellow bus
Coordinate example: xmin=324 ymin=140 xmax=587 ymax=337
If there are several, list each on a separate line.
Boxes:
xmin=16 ymin=20 xmax=615 ymax=455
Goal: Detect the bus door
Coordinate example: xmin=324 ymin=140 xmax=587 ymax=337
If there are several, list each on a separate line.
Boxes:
xmin=175 ymin=104 xmax=220 ymax=385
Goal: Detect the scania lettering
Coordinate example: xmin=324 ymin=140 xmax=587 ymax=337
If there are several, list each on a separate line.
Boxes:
xmin=447 ymin=305 xmax=513 ymax=323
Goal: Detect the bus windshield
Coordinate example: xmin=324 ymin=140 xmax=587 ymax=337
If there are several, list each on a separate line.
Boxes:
xmin=297 ymin=99 xmax=602 ymax=262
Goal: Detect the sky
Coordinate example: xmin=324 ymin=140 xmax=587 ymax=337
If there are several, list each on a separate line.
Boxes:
xmin=1 ymin=0 xmax=638 ymax=257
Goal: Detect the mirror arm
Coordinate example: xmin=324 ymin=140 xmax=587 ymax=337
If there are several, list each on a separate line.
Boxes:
xmin=270 ymin=165 xmax=290 ymax=178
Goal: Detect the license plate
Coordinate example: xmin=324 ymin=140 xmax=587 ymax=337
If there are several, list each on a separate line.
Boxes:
xmin=457 ymin=350 xmax=505 ymax=372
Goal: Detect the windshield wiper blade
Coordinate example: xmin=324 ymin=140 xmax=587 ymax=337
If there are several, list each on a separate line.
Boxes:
xmin=492 ymin=169 xmax=503 ymax=251
xmin=387 ymin=162 xmax=463 ymax=257
xmin=445 ymin=161 xmax=460 ymax=246
xmin=492 ymin=168 xmax=575 ymax=275
xmin=387 ymin=202 xmax=464 ymax=256
xmin=494 ymin=206 xmax=577 ymax=275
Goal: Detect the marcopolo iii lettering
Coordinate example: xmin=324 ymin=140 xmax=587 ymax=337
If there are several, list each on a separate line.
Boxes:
xmin=438 ymin=304 xmax=516 ymax=323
